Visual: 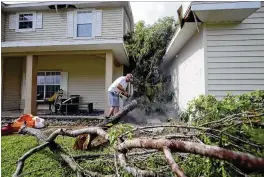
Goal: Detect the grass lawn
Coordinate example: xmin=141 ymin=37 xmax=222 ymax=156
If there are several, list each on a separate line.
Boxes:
xmin=1 ymin=134 xmax=115 ymax=177
xmin=2 ymin=128 xmax=263 ymax=177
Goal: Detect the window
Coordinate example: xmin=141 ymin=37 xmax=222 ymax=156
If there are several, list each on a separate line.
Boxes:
xmin=18 ymin=13 xmax=33 ymax=30
xmin=37 ymin=72 xmax=61 ymax=100
xmin=76 ymin=11 xmax=93 ymax=37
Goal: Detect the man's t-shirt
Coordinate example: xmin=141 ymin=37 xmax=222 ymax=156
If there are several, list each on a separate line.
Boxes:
xmin=108 ymin=76 xmax=128 ymax=93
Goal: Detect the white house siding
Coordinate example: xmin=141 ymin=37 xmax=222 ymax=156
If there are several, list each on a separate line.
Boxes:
xmin=167 ymin=26 xmax=205 ymax=111
xmin=4 ymin=8 xmax=123 ymax=42
xmin=205 ymin=5 xmax=264 ymax=99
xmin=1 ymin=12 xmax=5 ymax=41
xmin=2 ymin=57 xmax=23 ymax=110
xmin=36 ymin=55 xmax=106 ymax=110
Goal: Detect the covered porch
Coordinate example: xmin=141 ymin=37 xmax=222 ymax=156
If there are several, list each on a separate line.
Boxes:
xmin=1 ymin=41 xmax=128 ymax=117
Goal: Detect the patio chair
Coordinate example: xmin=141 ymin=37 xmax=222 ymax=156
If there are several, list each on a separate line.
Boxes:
xmin=50 ymin=89 xmax=64 ymax=114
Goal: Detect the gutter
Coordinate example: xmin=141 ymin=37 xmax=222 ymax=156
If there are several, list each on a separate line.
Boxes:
xmin=163 ymin=3 xmax=200 ymax=64
xmin=126 ymin=2 xmax=134 ymax=31
xmin=122 ymin=42 xmax=130 ymax=66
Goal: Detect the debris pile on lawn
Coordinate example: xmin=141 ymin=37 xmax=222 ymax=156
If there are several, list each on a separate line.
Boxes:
xmin=1 ymin=114 xmax=46 ymax=136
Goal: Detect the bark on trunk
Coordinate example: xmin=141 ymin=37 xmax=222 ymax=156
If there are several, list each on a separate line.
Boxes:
xmin=163 ymin=147 xmax=186 ymax=177
xmin=117 ymin=139 xmax=264 ymax=174
xmin=97 ymin=100 xmax=139 ymax=127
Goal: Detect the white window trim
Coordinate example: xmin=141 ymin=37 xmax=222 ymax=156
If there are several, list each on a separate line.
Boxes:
xmin=16 ymin=11 xmax=36 ymax=32
xmin=37 ymin=71 xmax=61 ymax=99
xmin=74 ymin=8 xmax=96 ymax=39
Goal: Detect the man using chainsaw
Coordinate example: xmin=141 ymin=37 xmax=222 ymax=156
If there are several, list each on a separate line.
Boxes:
xmin=105 ymin=73 xmax=133 ymax=118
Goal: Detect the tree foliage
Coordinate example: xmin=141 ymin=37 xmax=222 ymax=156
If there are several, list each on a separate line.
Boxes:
xmin=124 ymin=17 xmax=177 ymax=114
xmin=179 ymin=90 xmax=264 ymax=176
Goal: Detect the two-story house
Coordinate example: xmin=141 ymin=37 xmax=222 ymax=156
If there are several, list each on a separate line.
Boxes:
xmin=1 ymin=1 xmax=134 ymax=115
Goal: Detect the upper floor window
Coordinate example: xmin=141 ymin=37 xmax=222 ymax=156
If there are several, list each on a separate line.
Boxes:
xmin=76 ymin=11 xmax=93 ymax=37
xmin=18 ymin=13 xmax=33 ymax=30
xmin=9 ymin=12 xmax=42 ymax=32
xmin=68 ymin=9 xmax=102 ymax=38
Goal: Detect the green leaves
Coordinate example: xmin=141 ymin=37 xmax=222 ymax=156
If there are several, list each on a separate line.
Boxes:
xmin=108 ymin=124 xmax=133 ymax=146
xmin=124 ymin=17 xmax=177 ymax=114
xmin=179 ymin=90 xmax=264 ymax=176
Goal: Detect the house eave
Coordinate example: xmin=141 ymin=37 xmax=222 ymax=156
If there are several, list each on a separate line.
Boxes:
xmin=1 ymin=39 xmax=129 ymax=65
xmin=191 ymin=1 xmax=261 ymax=23
xmin=163 ymin=22 xmax=201 ymax=63
xmin=2 ymin=1 xmax=133 ymax=23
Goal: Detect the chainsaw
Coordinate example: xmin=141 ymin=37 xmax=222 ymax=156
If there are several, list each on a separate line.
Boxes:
xmin=119 ymin=92 xmax=130 ymax=100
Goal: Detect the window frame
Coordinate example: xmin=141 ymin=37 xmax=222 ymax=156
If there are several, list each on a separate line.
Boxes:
xmin=16 ymin=11 xmax=36 ymax=32
xmin=74 ymin=9 xmax=96 ymax=39
xmin=37 ymin=71 xmax=61 ymax=100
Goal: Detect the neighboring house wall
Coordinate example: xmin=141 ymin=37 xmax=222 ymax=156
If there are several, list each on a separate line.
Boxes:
xmin=2 ymin=57 xmax=22 ymax=110
xmin=1 ymin=12 xmax=5 ymax=41
xmin=4 ymin=8 xmax=123 ymax=42
xmin=167 ymin=26 xmax=205 ymax=111
xmin=205 ymin=5 xmax=264 ymax=99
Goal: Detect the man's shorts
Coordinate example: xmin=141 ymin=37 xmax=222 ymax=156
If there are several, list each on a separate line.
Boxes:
xmin=108 ymin=91 xmax=119 ymax=107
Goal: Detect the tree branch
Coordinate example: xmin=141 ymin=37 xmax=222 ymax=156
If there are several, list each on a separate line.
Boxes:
xmin=97 ymin=100 xmax=140 ymax=127
xmin=117 ymin=153 xmax=159 ymax=177
xmin=47 ymin=127 xmax=109 ymax=142
xmin=120 ymin=124 xmax=262 ymax=149
xmin=118 ymin=138 xmax=264 ymax=174
xmin=17 ymin=125 xmax=108 ymax=177
xmin=13 ymin=142 xmax=50 ymax=177
xmin=163 ymin=147 xmax=186 ymax=177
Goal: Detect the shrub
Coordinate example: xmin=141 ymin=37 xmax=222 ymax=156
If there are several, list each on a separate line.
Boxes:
xmin=183 ymin=90 xmax=264 ymax=125
xmin=179 ymin=90 xmax=264 ymax=176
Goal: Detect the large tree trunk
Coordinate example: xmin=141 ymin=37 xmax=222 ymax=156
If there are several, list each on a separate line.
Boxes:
xmin=117 ymin=138 xmax=264 ymax=174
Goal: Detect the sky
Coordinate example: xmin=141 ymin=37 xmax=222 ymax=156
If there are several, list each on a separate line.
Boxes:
xmin=130 ymin=2 xmax=182 ymax=24
xmin=3 ymin=1 xmax=190 ymax=25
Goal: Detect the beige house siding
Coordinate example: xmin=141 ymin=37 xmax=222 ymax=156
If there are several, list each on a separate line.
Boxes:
xmin=102 ymin=8 xmax=123 ymax=38
xmin=1 ymin=12 xmax=5 ymax=42
xmin=17 ymin=55 xmax=107 ymax=110
xmin=2 ymin=57 xmax=22 ymax=110
xmin=37 ymin=55 xmax=106 ymax=110
xmin=4 ymin=8 xmax=123 ymax=42
xmin=113 ymin=64 xmax=123 ymax=81
xmin=19 ymin=54 xmax=125 ymax=111
xmin=205 ymin=6 xmax=264 ymax=99
xmin=165 ymin=26 xmax=205 ymax=111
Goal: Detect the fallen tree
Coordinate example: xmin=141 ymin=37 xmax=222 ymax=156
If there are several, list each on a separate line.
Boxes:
xmin=14 ymin=119 xmax=264 ymax=177
xmin=12 ymin=90 xmax=264 ymax=176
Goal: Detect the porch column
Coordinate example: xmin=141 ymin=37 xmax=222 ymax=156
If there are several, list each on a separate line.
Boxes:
xmin=105 ymin=51 xmax=114 ymax=114
xmin=24 ymin=55 xmax=38 ymax=115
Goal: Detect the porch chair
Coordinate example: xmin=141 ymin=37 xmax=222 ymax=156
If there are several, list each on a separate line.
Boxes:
xmin=50 ymin=89 xmax=64 ymax=114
